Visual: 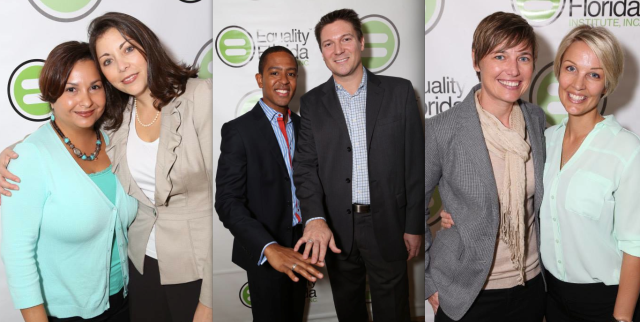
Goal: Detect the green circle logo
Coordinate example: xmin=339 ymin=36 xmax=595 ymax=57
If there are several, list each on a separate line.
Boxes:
xmin=512 ymin=0 xmax=565 ymax=26
xmin=29 ymin=0 xmax=101 ymax=22
xmin=361 ymin=15 xmax=400 ymax=74
xmin=530 ymin=62 xmax=566 ymax=126
xmin=8 ymin=60 xmax=50 ymax=122
xmin=193 ymin=39 xmax=213 ymax=79
xmin=216 ymin=26 xmax=255 ymax=68
xmin=239 ymin=282 xmax=251 ymax=308
xmin=425 ymin=0 xmax=444 ymax=35
xmin=236 ymin=90 xmax=262 ymax=117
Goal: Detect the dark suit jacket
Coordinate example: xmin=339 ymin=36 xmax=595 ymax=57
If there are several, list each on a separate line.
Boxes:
xmin=215 ymin=104 xmax=300 ymax=276
xmin=293 ymin=70 xmax=424 ymax=261
xmin=424 ymin=84 xmax=546 ymax=320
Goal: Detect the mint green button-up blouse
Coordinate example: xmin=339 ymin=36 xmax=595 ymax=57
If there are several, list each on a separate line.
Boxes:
xmin=540 ymin=115 xmax=640 ymax=285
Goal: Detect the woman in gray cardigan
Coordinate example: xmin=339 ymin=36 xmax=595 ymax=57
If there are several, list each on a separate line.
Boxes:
xmin=424 ymin=12 xmax=547 ymax=321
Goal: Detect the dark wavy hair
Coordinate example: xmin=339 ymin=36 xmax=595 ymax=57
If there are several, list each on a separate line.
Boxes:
xmin=39 ymin=41 xmax=107 ymax=130
xmin=88 ymin=12 xmax=197 ymax=131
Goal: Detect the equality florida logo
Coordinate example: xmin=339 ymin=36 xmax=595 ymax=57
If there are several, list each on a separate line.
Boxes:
xmin=425 ymin=76 xmax=465 ymax=118
xmin=29 ymin=0 xmax=101 ymax=22
xmin=193 ymin=39 xmax=213 ymax=79
xmin=361 ymin=15 xmax=400 ymax=73
xmin=514 ymin=0 xmax=640 ymax=27
xmin=529 ymin=61 xmax=606 ymax=126
xmin=8 ymin=59 xmax=50 ymax=122
xmin=216 ymin=25 xmax=312 ymax=68
xmin=425 ymin=0 xmax=445 ymax=34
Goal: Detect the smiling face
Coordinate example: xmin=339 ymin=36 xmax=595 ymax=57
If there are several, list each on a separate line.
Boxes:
xmin=557 ymin=41 xmax=606 ymax=117
xmin=255 ymin=51 xmax=298 ymax=111
xmin=319 ymin=19 xmax=365 ymax=81
xmin=52 ymin=59 xmax=105 ymax=132
xmin=95 ymin=27 xmax=149 ymax=98
xmin=474 ymin=41 xmax=534 ymax=109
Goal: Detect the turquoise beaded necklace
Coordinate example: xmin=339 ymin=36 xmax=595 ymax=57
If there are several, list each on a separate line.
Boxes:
xmin=50 ymin=117 xmax=102 ymax=161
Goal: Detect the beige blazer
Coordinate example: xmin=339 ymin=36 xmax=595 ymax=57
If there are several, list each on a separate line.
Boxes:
xmin=106 ymin=78 xmax=213 ymax=307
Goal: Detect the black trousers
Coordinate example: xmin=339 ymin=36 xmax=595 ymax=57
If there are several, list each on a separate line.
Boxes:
xmin=325 ymin=212 xmax=410 ymax=322
xmin=128 ymin=256 xmax=202 ymax=322
xmin=246 ymin=224 xmax=307 ymax=322
xmin=546 ymin=270 xmax=640 ymax=322
xmin=435 ymin=273 xmax=546 ymax=322
xmin=48 ymin=288 xmax=129 ymax=322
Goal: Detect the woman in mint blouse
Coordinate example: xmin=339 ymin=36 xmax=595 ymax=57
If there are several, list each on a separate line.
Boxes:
xmin=540 ymin=25 xmax=640 ymax=322
xmin=0 ymin=42 xmax=137 ymax=321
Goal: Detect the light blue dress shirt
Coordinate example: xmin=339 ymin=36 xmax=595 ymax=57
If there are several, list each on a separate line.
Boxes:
xmin=257 ymin=99 xmax=300 ymax=265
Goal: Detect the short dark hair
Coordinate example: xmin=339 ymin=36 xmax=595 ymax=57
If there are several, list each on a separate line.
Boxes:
xmin=472 ymin=12 xmax=538 ymax=78
xmin=88 ymin=12 xmax=198 ymax=131
xmin=314 ymin=9 xmax=363 ymax=48
xmin=258 ymin=46 xmax=297 ymax=74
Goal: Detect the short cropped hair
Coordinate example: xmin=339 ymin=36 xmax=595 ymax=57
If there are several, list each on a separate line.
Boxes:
xmin=472 ymin=12 xmax=537 ymax=78
xmin=258 ymin=46 xmax=297 ymax=75
xmin=553 ymin=25 xmax=624 ymax=97
xmin=314 ymin=9 xmax=363 ymax=48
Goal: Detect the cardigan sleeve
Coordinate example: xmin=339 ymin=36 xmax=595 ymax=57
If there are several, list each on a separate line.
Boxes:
xmin=0 ymin=142 xmax=48 ymax=309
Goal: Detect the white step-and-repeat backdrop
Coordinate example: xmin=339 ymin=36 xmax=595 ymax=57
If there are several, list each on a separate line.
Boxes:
xmin=425 ymin=0 xmax=640 ymax=321
xmin=212 ymin=1 xmax=425 ymax=321
xmin=0 ymin=1 xmax=212 ymax=320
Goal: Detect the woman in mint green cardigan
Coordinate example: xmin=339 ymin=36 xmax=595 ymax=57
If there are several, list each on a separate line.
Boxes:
xmin=0 ymin=42 xmax=137 ymax=321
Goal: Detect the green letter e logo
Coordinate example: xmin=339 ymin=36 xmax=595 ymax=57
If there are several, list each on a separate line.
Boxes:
xmin=8 ymin=60 xmax=50 ymax=122
xmin=216 ymin=26 xmax=255 ymax=68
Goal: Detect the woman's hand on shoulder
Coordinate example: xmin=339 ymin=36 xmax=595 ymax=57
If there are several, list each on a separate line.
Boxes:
xmin=0 ymin=146 xmax=20 ymax=202
xmin=439 ymin=210 xmax=455 ymax=230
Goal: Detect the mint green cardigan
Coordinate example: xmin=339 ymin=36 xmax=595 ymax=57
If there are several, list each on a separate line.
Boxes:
xmin=1 ymin=123 xmax=138 ymax=319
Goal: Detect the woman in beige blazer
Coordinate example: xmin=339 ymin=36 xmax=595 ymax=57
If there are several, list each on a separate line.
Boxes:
xmin=0 ymin=12 xmax=213 ymax=322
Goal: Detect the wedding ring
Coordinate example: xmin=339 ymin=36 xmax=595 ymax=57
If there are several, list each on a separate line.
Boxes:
xmin=307 ymin=239 xmax=314 ymax=243
xmin=291 ymin=263 xmax=298 ymax=271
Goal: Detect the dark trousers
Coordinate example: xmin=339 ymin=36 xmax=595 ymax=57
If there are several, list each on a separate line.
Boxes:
xmin=546 ymin=270 xmax=640 ymax=322
xmin=326 ymin=212 xmax=410 ymax=322
xmin=48 ymin=288 xmax=129 ymax=322
xmin=128 ymin=256 xmax=202 ymax=322
xmin=435 ymin=273 xmax=545 ymax=322
xmin=246 ymin=224 xmax=307 ymax=322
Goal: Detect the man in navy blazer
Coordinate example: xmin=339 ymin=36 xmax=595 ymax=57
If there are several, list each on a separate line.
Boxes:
xmin=215 ymin=46 xmax=322 ymax=322
xmin=293 ymin=9 xmax=425 ymax=322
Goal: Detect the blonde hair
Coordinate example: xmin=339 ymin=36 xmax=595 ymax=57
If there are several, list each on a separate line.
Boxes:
xmin=554 ymin=25 xmax=624 ymax=97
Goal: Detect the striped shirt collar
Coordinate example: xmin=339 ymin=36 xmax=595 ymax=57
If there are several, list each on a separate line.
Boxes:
xmin=259 ymin=99 xmax=292 ymax=124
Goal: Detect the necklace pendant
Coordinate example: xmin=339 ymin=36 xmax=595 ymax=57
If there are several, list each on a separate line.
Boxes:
xmin=73 ymin=148 xmax=82 ymax=157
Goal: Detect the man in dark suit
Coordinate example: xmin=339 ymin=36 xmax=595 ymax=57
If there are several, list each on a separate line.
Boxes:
xmin=215 ymin=46 xmax=323 ymax=322
xmin=292 ymin=9 xmax=425 ymax=322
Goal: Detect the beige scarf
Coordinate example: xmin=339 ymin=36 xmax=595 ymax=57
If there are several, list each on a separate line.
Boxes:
xmin=475 ymin=91 xmax=530 ymax=285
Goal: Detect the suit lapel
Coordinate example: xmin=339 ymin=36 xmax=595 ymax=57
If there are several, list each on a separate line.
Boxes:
xmin=365 ymin=71 xmax=384 ymax=153
xmin=251 ymin=104 xmax=289 ymax=175
xmin=320 ymin=77 xmax=350 ymax=141
xmin=458 ymin=87 xmax=499 ymax=202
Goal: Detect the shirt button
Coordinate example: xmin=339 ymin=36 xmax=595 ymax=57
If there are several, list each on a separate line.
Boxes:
xmin=346 ymin=178 xmax=351 ymax=183
xmin=553 ymin=218 xmax=557 ymax=222
xmin=346 ymin=209 xmax=352 ymax=214
xmin=551 ymin=195 xmax=555 ymax=199
xmin=556 ymin=239 xmax=559 ymax=243
xmin=347 ymin=147 xmax=352 ymax=152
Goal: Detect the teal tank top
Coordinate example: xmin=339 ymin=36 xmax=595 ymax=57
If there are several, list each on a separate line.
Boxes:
xmin=88 ymin=165 xmax=123 ymax=296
